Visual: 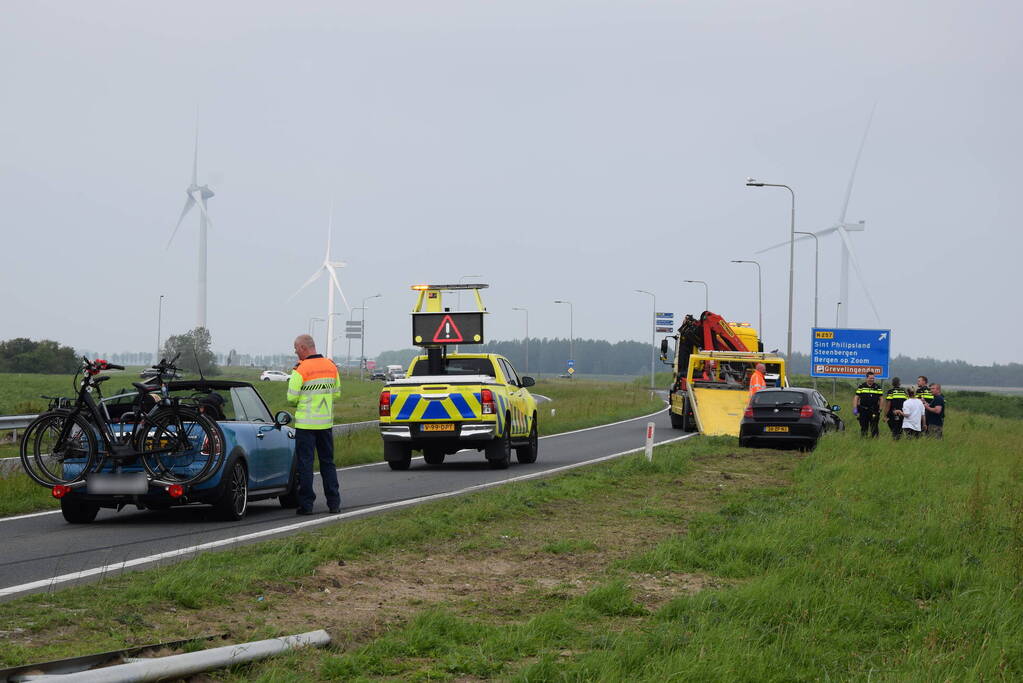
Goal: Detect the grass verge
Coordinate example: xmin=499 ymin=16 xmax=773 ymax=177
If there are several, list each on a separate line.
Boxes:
xmin=6 ymin=406 xmax=1022 ymax=679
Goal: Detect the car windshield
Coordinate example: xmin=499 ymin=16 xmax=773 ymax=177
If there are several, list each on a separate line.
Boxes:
xmin=410 ymin=357 xmax=495 ymax=377
xmin=752 ymin=391 xmax=806 ymax=406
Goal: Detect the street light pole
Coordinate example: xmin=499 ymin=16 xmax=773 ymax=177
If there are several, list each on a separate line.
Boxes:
xmin=155 ymin=294 xmax=165 ymax=364
xmin=795 ymin=230 xmax=820 ymax=389
xmin=746 ymin=178 xmax=796 ymax=362
xmin=683 ymin=280 xmax=708 ymax=311
xmin=512 ymin=307 xmax=529 ymax=374
xmin=634 ymin=289 xmax=656 ymax=389
xmin=309 ymin=316 xmax=325 ymax=336
xmin=360 ymin=294 xmax=382 ymax=380
xmin=553 ymin=300 xmax=574 ymax=377
xmin=730 ymin=261 xmax=762 ymax=340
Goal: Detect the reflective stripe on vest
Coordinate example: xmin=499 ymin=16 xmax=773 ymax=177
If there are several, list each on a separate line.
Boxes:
xmin=289 ymin=356 xmax=340 ymax=430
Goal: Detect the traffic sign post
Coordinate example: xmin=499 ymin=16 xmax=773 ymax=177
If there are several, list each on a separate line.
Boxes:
xmin=655 ymin=312 xmax=675 ymax=333
xmin=810 ymin=328 xmax=891 ymax=379
xmin=566 ymin=359 xmax=575 ymax=376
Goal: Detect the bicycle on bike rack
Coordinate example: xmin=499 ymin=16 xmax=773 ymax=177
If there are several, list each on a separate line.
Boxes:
xmin=19 ymin=356 xmax=225 ymax=491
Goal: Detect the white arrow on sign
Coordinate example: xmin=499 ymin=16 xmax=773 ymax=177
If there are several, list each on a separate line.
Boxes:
xmin=879 ymin=332 xmax=887 ymax=341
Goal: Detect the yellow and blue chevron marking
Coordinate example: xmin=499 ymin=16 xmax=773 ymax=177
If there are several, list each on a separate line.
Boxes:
xmin=390 ymin=391 xmax=489 ymax=421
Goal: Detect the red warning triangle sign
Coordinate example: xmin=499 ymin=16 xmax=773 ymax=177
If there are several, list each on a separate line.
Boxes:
xmin=432 ymin=315 xmax=464 ymax=343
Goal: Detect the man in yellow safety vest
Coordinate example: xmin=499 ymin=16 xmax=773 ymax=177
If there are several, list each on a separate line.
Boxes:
xmin=288 ymin=334 xmax=341 ymax=515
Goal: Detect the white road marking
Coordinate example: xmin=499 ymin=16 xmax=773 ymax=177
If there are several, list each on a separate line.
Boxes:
xmin=0 ymin=431 xmax=697 ymax=599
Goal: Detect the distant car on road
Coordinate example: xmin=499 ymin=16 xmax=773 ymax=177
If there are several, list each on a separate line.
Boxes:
xmin=260 ymin=370 xmax=290 ymax=382
xmin=739 ymin=387 xmax=843 ymax=451
xmin=370 ymin=370 xmax=388 ymax=381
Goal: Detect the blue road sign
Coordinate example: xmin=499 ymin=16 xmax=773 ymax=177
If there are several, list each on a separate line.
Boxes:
xmin=811 ymin=328 xmax=891 ymax=379
xmin=567 ymin=359 xmax=575 ymax=367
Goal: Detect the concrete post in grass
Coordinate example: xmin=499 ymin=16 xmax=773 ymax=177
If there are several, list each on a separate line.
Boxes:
xmin=645 ymin=422 xmax=655 ymax=461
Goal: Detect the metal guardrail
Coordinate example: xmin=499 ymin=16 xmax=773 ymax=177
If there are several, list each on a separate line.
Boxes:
xmin=0 ymin=414 xmax=37 ymax=431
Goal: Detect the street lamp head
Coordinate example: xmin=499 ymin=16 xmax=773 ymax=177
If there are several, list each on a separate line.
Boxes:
xmin=746 ymin=177 xmax=764 ymax=187
xmin=554 ymin=300 xmax=565 ymax=304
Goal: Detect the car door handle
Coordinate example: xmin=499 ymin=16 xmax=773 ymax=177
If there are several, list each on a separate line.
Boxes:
xmin=256 ymin=432 xmax=265 ymax=439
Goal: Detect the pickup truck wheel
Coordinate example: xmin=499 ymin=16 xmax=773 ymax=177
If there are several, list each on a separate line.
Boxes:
xmin=384 ymin=442 xmax=412 ymax=470
xmin=213 ymin=461 xmax=248 ymax=521
xmin=515 ymin=417 xmax=538 ymax=464
xmin=669 ymin=410 xmax=684 ymax=429
xmin=61 ymin=497 xmax=100 ymax=524
xmin=423 ymin=448 xmax=445 ymax=465
xmin=486 ymin=421 xmax=512 ymax=469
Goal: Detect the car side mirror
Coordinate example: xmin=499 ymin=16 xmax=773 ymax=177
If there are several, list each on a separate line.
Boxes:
xmin=520 ymin=376 xmax=536 ymax=388
xmin=274 ymin=410 xmax=293 ymax=428
xmin=831 ymin=405 xmax=841 ymax=412
xmin=659 ymin=339 xmax=669 ymax=356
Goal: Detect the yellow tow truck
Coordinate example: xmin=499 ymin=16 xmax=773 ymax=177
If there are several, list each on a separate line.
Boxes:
xmin=661 ymin=311 xmax=787 ymax=437
xmin=378 ymin=284 xmax=539 ymax=470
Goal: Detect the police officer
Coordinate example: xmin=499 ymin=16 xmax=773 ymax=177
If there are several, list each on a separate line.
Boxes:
xmin=882 ymin=377 xmax=908 ymax=440
xmin=853 ymin=372 xmax=883 ymax=437
xmin=915 ymin=376 xmax=934 ymax=428
xmin=287 ymin=334 xmax=342 ymax=515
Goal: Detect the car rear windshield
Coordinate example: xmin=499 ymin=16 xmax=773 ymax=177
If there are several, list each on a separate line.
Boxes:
xmin=410 ymin=357 xmax=495 ymax=377
xmin=752 ymin=391 xmax=806 ymax=406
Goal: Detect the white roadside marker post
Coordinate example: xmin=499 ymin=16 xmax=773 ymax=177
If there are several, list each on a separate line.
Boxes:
xmin=645 ymin=422 xmax=655 ymax=461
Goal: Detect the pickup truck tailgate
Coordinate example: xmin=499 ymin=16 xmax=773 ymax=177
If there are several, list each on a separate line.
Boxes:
xmin=388 ymin=384 xmax=485 ymax=421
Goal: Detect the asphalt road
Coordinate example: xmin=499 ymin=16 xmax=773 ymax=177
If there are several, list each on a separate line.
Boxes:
xmin=0 ymin=407 xmax=693 ymax=601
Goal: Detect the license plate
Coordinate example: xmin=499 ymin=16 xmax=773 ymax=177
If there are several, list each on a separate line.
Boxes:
xmin=87 ymin=472 xmax=149 ymax=495
xmin=765 ymin=426 xmax=789 ymax=433
xmin=422 ymin=423 xmax=455 ymax=432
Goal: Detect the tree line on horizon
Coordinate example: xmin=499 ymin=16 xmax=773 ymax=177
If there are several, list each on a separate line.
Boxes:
xmin=1 ymin=335 xmax=1019 ymax=388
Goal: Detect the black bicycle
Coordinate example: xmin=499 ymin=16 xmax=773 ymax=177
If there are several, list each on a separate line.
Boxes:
xmin=19 ymin=356 xmax=225 ymax=488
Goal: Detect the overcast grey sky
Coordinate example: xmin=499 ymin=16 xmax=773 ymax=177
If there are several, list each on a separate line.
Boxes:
xmin=2 ymin=0 xmax=1019 ymax=364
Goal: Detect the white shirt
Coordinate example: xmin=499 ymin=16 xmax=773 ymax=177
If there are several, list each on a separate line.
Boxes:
xmin=901 ymin=398 xmax=925 ymax=431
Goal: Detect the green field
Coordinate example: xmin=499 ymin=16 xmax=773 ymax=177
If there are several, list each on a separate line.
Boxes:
xmin=0 ymin=375 xmax=663 ymax=517
xmin=1 ymin=399 xmax=1020 ymax=679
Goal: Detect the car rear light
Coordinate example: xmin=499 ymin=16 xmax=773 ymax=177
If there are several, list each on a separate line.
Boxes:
xmin=167 ymin=484 xmax=184 ymax=498
xmin=480 ymin=389 xmax=495 ymax=415
xmin=744 ymin=405 xmax=753 ymax=418
xmin=51 ymin=485 xmax=71 ymax=499
xmin=800 ymin=404 xmax=815 ymax=418
xmin=379 ymin=391 xmax=391 ymax=417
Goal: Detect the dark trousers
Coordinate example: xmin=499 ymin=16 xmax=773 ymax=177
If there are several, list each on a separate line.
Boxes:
xmin=295 ymin=428 xmax=340 ymax=512
xmin=886 ymin=415 xmax=903 ymax=440
xmin=857 ymin=409 xmax=880 ymax=437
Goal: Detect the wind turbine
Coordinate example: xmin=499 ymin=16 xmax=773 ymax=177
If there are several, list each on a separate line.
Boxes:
xmin=289 ymin=206 xmax=351 ymax=360
xmin=757 ymin=108 xmax=880 ymax=327
xmin=166 ymin=122 xmax=215 ymax=330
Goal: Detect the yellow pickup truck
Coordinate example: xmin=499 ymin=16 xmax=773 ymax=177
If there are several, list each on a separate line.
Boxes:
xmin=378 ymin=352 xmax=539 ymax=471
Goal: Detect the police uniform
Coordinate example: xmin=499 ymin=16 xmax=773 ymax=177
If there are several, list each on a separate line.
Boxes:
xmin=287 ymin=354 xmax=342 ymax=514
xmin=915 ymin=385 xmax=934 ymax=405
xmin=854 ymin=381 xmax=883 ymax=437
xmin=884 ymin=385 xmax=908 ymax=439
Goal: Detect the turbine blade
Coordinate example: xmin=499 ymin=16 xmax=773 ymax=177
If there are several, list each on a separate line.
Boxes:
xmin=192 ymin=115 xmax=199 ymax=186
xmin=166 ymin=195 xmax=196 ymax=249
xmin=193 ymin=192 xmax=213 ymax=229
xmin=288 ymin=268 xmax=323 ymax=302
xmin=838 ymin=103 xmax=876 ymax=223
xmin=754 ymin=232 xmax=823 ymax=255
xmin=325 ymin=264 xmax=351 ymax=313
xmin=836 ymin=226 xmax=882 ymax=323
xmin=325 ymin=201 xmax=334 ymax=263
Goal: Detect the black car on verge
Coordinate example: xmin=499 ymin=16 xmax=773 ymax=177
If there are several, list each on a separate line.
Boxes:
xmin=739 ymin=387 xmax=843 ymax=451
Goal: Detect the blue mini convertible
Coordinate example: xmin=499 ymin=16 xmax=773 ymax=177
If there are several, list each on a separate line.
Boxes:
xmin=58 ymin=380 xmax=298 ymax=523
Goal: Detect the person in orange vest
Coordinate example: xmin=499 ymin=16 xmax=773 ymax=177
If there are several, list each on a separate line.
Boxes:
xmin=288 ymin=334 xmax=342 ymax=515
xmin=749 ymin=362 xmax=767 ymax=397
